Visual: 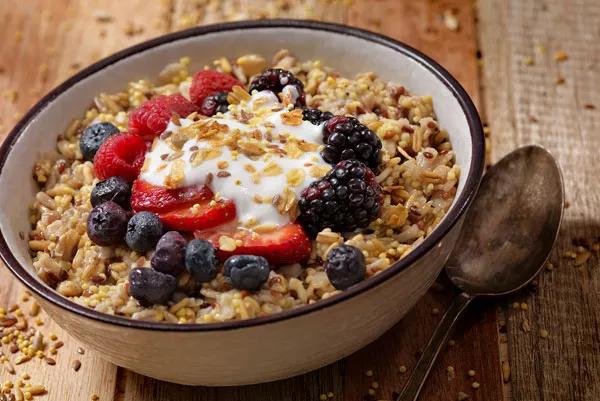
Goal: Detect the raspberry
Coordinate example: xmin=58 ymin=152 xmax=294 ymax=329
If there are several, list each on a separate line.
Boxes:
xmin=248 ymin=68 xmax=305 ymax=107
xmin=298 ymin=160 xmax=383 ymax=236
xmin=128 ymin=94 xmax=196 ymax=140
xmin=302 ymin=108 xmax=333 ymax=126
xmin=321 ymin=116 xmax=382 ymax=171
xmin=93 ymin=134 xmax=146 ymax=181
xmin=189 ymin=70 xmax=242 ymax=107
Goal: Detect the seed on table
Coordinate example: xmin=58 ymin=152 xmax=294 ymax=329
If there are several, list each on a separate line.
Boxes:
xmin=44 ymin=357 xmax=56 ymax=366
xmin=77 ymin=347 xmax=85 ymax=355
xmin=457 ymin=391 xmax=470 ymax=400
xmin=72 ymin=360 xmax=82 ymax=372
xmin=9 ymin=344 xmax=18 ymax=354
xmin=91 ymin=394 xmax=99 ymax=401
xmin=468 ymin=370 xmax=476 ymax=377
xmin=471 ymin=381 xmax=480 ymax=389
xmin=54 ymin=341 xmax=64 ymax=349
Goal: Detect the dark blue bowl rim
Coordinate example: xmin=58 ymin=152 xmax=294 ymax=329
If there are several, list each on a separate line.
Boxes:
xmin=0 ymin=19 xmax=485 ymax=332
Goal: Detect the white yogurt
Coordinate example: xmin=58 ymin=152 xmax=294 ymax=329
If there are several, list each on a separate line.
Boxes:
xmin=140 ymin=91 xmax=328 ymax=227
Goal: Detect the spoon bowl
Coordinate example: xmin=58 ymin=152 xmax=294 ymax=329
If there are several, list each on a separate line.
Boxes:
xmin=446 ymin=144 xmax=564 ymax=296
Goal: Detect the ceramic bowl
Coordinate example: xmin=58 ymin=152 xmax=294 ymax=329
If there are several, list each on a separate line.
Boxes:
xmin=0 ymin=20 xmax=484 ymax=386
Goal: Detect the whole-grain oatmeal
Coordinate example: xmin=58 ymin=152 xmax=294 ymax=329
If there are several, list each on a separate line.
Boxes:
xmin=28 ymin=51 xmax=460 ymax=324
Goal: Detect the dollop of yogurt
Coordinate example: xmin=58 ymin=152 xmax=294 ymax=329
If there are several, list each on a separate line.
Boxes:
xmin=140 ymin=90 xmax=330 ymax=228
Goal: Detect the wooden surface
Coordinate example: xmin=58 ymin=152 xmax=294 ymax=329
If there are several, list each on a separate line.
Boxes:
xmin=478 ymin=1 xmax=600 ymax=400
xmin=0 ymin=0 xmax=596 ymax=400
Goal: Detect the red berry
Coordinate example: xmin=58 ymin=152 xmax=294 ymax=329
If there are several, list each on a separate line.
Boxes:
xmin=189 ymin=70 xmax=242 ymax=108
xmin=195 ymin=223 xmax=312 ymax=266
xmin=128 ymin=94 xmax=196 ymax=140
xmin=159 ymin=199 xmax=236 ymax=232
xmin=93 ymin=134 xmax=146 ymax=181
xmin=131 ymin=179 xmax=214 ymax=213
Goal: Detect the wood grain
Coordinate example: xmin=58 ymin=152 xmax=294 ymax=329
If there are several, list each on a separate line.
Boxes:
xmin=0 ymin=1 xmax=504 ymax=400
xmin=478 ymin=1 xmax=600 ymax=400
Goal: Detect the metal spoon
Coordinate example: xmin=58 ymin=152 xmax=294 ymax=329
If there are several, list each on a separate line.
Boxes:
xmin=397 ymin=145 xmax=564 ymax=401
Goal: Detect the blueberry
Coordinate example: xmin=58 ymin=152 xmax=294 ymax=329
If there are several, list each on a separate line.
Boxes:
xmin=91 ymin=176 xmax=132 ymax=209
xmin=128 ymin=267 xmax=177 ymax=306
xmin=79 ymin=122 xmax=119 ymax=161
xmin=151 ymin=231 xmax=187 ymax=277
xmin=184 ymin=239 xmax=218 ymax=282
xmin=125 ymin=212 xmax=163 ymax=253
xmin=223 ymin=255 xmax=270 ymax=291
xmin=325 ymin=244 xmax=366 ymax=290
xmin=87 ymin=201 xmax=127 ymax=246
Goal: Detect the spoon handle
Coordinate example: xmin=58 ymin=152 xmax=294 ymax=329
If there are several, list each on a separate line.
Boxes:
xmin=396 ymin=292 xmax=474 ymax=401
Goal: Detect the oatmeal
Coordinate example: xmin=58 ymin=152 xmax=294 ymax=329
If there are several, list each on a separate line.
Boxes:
xmin=28 ymin=51 xmax=459 ymax=323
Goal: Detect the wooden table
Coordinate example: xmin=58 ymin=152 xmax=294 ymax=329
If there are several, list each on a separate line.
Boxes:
xmin=0 ymin=1 xmax=598 ymax=400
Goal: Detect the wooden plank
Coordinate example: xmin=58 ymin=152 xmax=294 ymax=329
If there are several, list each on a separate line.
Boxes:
xmin=0 ymin=1 xmax=170 ymax=400
xmin=478 ymin=1 xmax=600 ymax=400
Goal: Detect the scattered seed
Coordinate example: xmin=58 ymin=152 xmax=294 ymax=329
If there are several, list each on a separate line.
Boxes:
xmin=584 ymin=104 xmax=596 ymax=110
xmin=72 ymin=359 xmax=82 ymax=372
xmin=399 ymin=365 xmax=407 ymax=373
xmin=471 ymin=381 xmax=480 ymax=389
xmin=54 ymin=341 xmax=64 ymax=349
xmin=553 ymin=50 xmax=568 ymax=62
xmin=502 ymin=360 xmax=511 ymax=382
xmin=468 ymin=370 xmax=476 ymax=377
xmin=457 ymin=391 xmax=470 ymax=400
xmin=44 ymin=357 xmax=56 ymax=366
xmin=540 ymin=328 xmax=549 ymax=338
xmin=319 ymin=394 xmax=327 ymax=401
xmin=77 ymin=347 xmax=85 ymax=355
xmin=368 ymin=389 xmax=376 ymax=396
xmin=365 ymin=369 xmax=373 ymax=377
xmin=91 ymin=394 xmax=99 ymax=401
xmin=520 ymin=302 xmax=529 ymax=311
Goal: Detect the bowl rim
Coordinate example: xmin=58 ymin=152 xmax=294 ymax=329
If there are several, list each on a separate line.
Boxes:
xmin=0 ymin=19 xmax=485 ymax=332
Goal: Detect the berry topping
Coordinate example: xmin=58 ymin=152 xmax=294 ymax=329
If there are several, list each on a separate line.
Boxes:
xmin=302 ymin=108 xmax=333 ymax=126
xmin=248 ymin=68 xmax=305 ymax=107
xmin=79 ymin=122 xmax=119 ymax=161
xmin=131 ymin=179 xmax=213 ymax=214
xmin=91 ymin=176 xmax=132 ymax=209
xmin=298 ymin=159 xmax=383 ymax=236
xmin=87 ymin=201 xmax=128 ymax=246
xmin=325 ymin=244 xmax=366 ymax=290
xmin=159 ymin=199 xmax=236 ymax=232
xmin=151 ymin=231 xmax=187 ymax=277
xmin=194 ymin=223 xmax=311 ymax=266
xmin=223 ymin=255 xmax=270 ymax=291
xmin=184 ymin=239 xmax=218 ymax=282
xmin=125 ymin=211 xmax=164 ymax=253
xmin=200 ymin=91 xmax=229 ymax=116
xmin=128 ymin=94 xmax=197 ymax=140
xmin=322 ymin=116 xmax=382 ymax=170
xmin=128 ymin=267 xmax=177 ymax=306
xmin=189 ymin=70 xmax=243 ymax=107
xmin=93 ymin=133 xmax=146 ymax=181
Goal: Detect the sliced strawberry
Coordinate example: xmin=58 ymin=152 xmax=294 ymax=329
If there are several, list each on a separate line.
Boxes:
xmin=159 ymin=199 xmax=236 ymax=232
xmin=93 ymin=133 xmax=146 ymax=181
xmin=195 ymin=223 xmax=312 ymax=266
xmin=131 ymin=179 xmax=213 ymax=213
xmin=189 ymin=70 xmax=243 ymax=108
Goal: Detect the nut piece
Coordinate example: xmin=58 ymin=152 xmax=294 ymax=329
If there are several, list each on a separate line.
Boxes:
xmin=236 ymin=54 xmax=267 ymax=78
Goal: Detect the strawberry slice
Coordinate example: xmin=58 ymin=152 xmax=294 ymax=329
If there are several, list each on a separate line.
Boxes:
xmin=131 ymin=179 xmax=213 ymax=213
xmin=159 ymin=199 xmax=236 ymax=232
xmin=195 ymin=223 xmax=312 ymax=266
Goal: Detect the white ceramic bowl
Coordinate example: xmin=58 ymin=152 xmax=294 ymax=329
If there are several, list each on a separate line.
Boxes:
xmin=0 ymin=20 xmax=484 ymax=386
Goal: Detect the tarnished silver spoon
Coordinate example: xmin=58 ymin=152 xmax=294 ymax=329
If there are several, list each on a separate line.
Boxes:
xmin=397 ymin=145 xmax=564 ymax=401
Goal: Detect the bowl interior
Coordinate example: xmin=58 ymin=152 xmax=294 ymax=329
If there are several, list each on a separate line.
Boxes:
xmin=0 ymin=22 xmax=480 ymax=322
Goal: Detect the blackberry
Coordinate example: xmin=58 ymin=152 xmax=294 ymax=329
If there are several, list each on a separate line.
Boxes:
xmin=79 ymin=122 xmax=119 ymax=161
xmin=302 ymin=108 xmax=333 ymax=126
xmin=200 ymin=91 xmax=229 ymax=116
xmin=321 ymin=116 xmax=382 ymax=171
xmin=248 ymin=68 xmax=305 ymax=107
xmin=325 ymin=244 xmax=366 ymax=290
xmin=298 ymin=159 xmax=383 ymax=236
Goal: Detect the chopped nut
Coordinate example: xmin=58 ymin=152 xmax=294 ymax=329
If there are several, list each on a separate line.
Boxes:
xmin=218 ymin=236 xmax=237 ymax=252
xmin=236 ymin=54 xmax=267 ymax=77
